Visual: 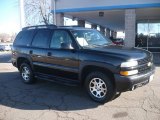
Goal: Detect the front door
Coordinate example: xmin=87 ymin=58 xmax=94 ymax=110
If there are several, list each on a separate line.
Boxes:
xmin=45 ymin=30 xmax=79 ymax=80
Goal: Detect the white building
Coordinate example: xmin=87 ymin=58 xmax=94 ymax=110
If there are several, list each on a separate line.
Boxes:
xmin=51 ymin=0 xmax=160 ymax=52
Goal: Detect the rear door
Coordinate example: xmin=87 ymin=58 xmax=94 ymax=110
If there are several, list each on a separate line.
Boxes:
xmin=30 ymin=29 xmax=52 ymax=74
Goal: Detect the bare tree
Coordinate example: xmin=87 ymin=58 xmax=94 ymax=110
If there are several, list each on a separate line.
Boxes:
xmin=0 ymin=33 xmax=11 ymax=43
xmin=24 ymin=0 xmax=53 ymax=26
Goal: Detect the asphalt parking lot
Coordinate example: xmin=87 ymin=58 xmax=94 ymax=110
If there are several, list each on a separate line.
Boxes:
xmin=0 ymin=52 xmax=160 ymax=120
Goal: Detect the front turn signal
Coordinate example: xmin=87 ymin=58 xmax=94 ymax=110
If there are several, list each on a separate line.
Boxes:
xmin=120 ymin=70 xmax=138 ymax=76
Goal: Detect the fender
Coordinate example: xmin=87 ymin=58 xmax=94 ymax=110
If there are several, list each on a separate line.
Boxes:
xmin=16 ymin=53 xmax=34 ymax=70
xmin=79 ymin=60 xmax=119 ymax=82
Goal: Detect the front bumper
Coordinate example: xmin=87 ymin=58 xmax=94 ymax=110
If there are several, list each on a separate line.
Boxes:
xmin=114 ymin=65 xmax=155 ymax=92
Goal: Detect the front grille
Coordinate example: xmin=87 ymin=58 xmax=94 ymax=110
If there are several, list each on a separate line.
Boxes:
xmin=138 ymin=64 xmax=151 ymax=74
xmin=138 ymin=56 xmax=151 ymax=65
xmin=138 ymin=55 xmax=152 ymax=74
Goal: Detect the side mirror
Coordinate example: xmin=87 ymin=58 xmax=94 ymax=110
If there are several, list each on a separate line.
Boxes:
xmin=61 ymin=42 xmax=74 ymax=49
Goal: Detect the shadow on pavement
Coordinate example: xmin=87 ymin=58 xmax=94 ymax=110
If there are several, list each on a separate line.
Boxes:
xmin=0 ymin=71 xmax=102 ymax=111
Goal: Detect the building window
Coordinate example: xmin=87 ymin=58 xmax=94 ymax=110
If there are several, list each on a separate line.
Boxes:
xmin=136 ymin=20 xmax=160 ymax=53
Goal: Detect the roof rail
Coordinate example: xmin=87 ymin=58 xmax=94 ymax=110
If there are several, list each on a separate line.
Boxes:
xmin=58 ymin=25 xmax=84 ymax=28
xmin=22 ymin=25 xmax=57 ymax=30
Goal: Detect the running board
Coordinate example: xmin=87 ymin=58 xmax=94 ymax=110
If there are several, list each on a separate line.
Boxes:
xmin=35 ymin=73 xmax=79 ymax=86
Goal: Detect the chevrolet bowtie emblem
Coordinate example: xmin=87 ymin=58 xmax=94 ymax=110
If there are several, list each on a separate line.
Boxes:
xmin=148 ymin=62 xmax=151 ymax=67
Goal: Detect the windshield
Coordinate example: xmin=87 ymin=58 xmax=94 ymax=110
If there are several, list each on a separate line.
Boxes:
xmin=71 ymin=30 xmax=112 ymax=47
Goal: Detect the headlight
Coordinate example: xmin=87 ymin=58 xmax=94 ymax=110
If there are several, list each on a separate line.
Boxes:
xmin=120 ymin=70 xmax=138 ymax=76
xmin=121 ymin=61 xmax=138 ymax=67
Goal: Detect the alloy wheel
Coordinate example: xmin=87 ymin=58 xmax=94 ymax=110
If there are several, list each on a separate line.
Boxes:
xmin=21 ymin=66 xmax=30 ymax=81
xmin=89 ymin=78 xmax=107 ymax=98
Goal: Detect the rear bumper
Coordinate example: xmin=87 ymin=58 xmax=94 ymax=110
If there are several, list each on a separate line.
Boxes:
xmin=114 ymin=65 xmax=155 ymax=92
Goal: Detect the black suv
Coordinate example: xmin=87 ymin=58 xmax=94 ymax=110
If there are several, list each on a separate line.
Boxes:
xmin=12 ymin=25 xmax=155 ymax=103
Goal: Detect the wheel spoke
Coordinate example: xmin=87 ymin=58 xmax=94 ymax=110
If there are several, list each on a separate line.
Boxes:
xmin=90 ymin=86 xmax=96 ymax=92
xmin=101 ymin=87 xmax=106 ymax=93
xmin=95 ymin=91 xmax=101 ymax=98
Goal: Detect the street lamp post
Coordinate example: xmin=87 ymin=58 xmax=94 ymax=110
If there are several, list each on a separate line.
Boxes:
xmin=158 ymin=24 xmax=160 ymax=36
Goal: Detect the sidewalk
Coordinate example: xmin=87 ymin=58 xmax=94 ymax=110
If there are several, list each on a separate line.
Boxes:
xmin=0 ymin=51 xmax=11 ymax=55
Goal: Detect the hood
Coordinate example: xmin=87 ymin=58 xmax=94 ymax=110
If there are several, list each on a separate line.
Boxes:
xmin=85 ymin=45 xmax=151 ymax=61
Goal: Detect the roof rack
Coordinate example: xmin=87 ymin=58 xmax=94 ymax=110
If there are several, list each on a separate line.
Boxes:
xmin=22 ymin=25 xmax=57 ymax=30
xmin=58 ymin=25 xmax=84 ymax=28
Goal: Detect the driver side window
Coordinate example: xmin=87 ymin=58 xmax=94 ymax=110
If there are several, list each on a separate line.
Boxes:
xmin=50 ymin=30 xmax=73 ymax=49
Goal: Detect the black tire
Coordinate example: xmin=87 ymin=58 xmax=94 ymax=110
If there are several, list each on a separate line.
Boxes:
xmin=85 ymin=71 xmax=116 ymax=103
xmin=20 ymin=63 xmax=35 ymax=84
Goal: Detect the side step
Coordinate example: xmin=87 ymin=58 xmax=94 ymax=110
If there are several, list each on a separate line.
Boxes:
xmin=35 ymin=73 xmax=80 ymax=86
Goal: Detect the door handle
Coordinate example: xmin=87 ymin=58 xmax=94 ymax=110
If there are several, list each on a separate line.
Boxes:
xmin=47 ymin=52 xmax=52 ymax=56
xmin=29 ymin=50 xmax=33 ymax=54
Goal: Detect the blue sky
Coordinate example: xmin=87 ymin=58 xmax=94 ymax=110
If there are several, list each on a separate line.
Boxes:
xmin=0 ymin=0 xmax=20 ymax=34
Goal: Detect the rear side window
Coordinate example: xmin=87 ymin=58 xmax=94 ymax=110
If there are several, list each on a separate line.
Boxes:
xmin=14 ymin=30 xmax=35 ymax=46
xmin=31 ymin=29 xmax=51 ymax=48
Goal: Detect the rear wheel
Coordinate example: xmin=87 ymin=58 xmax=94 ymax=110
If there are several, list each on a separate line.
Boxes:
xmin=20 ymin=63 xmax=35 ymax=84
xmin=85 ymin=71 xmax=116 ymax=103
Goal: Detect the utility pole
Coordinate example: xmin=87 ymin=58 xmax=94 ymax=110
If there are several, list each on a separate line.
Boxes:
xmin=19 ymin=0 xmax=25 ymax=29
xmin=53 ymin=0 xmax=56 ymax=25
xmin=158 ymin=24 xmax=160 ymax=36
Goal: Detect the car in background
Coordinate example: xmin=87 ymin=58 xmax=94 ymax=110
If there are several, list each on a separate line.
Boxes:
xmin=111 ymin=38 xmax=124 ymax=45
xmin=4 ymin=44 xmax=12 ymax=51
xmin=0 ymin=45 xmax=5 ymax=51
xmin=0 ymin=43 xmax=12 ymax=51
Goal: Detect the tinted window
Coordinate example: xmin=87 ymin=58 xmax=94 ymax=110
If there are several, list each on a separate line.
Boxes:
xmin=14 ymin=30 xmax=35 ymax=46
xmin=32 ymin=29 xmax=51 ymax=48
xmin=50 ymin=30 xmax=72 ymax=49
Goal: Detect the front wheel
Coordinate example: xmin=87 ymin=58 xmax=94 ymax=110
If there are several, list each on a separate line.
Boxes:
xmin=20 ymin=63 xmax=35 ymax=84
xmin=85 ymin=72 xmax=115 ymax=103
